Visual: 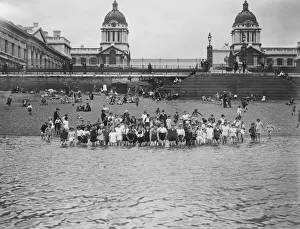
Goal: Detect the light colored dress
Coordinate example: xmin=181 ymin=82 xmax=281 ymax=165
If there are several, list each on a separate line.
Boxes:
xmin=256 ymin=122 xmax=263 ymax=134
xmin=97 ymin=129 xmax=104 ymax=141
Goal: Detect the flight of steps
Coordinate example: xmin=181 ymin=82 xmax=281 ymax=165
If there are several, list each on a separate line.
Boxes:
xmin=159 ymin=73 xmax=300 ymax=100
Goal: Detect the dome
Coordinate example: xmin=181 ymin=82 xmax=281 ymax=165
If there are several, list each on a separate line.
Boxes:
xmin=233 ymin=1 xmax=258 ymax=27
xmin=102 ymin=1 xmax=127 ymax=26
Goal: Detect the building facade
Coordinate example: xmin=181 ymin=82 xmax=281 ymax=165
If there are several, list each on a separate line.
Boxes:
xmin=0 ymin=17 xmax=70 ymax=70
xmin=71 ymin=0 xmax=131 ymax=67
xmin=213 ymin=1 xmax=298 ymax=69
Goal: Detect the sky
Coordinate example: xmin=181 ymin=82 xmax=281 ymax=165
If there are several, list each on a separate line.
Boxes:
xmin=0 ymin=0 xmax=299 ymax=58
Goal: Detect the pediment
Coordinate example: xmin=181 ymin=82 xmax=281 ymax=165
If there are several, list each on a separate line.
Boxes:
xmin=33 ymin=29 xmax=47 ymax=43
xmin=99 ymin=46 xmax=125 ymax=55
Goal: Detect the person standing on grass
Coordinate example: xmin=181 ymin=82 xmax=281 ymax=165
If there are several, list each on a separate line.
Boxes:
xmin=255 ymin=119 xmax=264 ymax=142
xmin=292 ymin=105 xmax=296 ymax=116
xmin=6 ymin=95 xmax=12 ymax=107
xmin=297 ymin=110 xmax=300 ymax=127
xmin=266 ymin=123 xmax=275 ymax=139
xmin=45 ymin=123 xmax=52 ymax=142
xmin=27 ymin=103 xmax=33 ymax=115
xmin=249 ymin=123 xmax=256 ymax=142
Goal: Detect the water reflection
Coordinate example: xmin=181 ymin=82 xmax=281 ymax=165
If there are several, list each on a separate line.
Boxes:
xmin=0 ymin=136 xmax=300 ymax=228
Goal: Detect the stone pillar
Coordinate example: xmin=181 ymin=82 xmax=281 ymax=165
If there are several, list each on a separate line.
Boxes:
xmin=27 ymin=48 xmax=31 ymax=67
xmin=35 ymin=53 xmax=41 ymax=67
xmin=32 ymin=49 xmax=36 ymax=68
xmin=40 ymin=54 xmax=43 ymax=67
xmin=207 ymin=43 xmax=213 ymax=70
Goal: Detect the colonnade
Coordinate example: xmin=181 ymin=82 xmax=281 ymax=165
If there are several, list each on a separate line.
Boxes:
xmin=26 ymin=46 xmax=62 ymax=69
xmin=101 ymin=29 xmax=128 ymax=43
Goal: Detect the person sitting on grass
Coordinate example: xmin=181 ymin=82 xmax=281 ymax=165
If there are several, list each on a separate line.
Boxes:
xmin=117 ymin=97 xmax=123 ymax=105
xmin=41 ymin=96 xmax=48 ymax=105
xmin=22 ymin=99 xmax=28 ymax=107
xmin=84 ymin=103 xmax=91 ymax=112
xmin=109 ymin=95 xmax=116 ymax=105
xmin=286 ymin=98 xmax=295 ymax=106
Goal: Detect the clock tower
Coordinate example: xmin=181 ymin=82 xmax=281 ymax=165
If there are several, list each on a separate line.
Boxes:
xmin=100 ymin=0 xmax=130 ymax=66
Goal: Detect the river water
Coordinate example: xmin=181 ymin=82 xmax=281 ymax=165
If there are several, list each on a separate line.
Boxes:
xmin=0 ymin=136 xmax=300 ymax=229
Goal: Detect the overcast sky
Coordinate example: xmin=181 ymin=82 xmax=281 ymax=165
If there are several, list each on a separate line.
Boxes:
xmin=1 ymin=0 xmax=299 ymax=58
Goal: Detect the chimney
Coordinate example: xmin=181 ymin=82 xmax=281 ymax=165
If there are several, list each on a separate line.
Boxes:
xmin=44 ymin=31 xmax=49 ymax=37
xmin=53 ymin=30 xmax=61 ymax=37
xmin=80 ymin=45 xmax=84 ymax=48
xmin=33 ymin=22 xmax=39 ymax=27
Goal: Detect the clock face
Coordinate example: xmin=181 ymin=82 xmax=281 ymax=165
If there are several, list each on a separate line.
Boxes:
xmin=111 ymin=22 xmax=116 ymax=27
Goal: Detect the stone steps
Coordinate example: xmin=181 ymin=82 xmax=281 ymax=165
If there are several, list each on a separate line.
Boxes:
xmin=159 ymin=73 xmax=300 ymax=100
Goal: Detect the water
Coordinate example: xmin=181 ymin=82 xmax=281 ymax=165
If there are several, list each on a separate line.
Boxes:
xmin=1 ymin=136 xmax=300 ymax=229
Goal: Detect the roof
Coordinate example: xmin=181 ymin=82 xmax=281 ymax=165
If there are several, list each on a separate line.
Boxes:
xmin=233 ymin=1 xmax=259 ymax=27
xmin=102 ymin=1 xmax=127 ymax=26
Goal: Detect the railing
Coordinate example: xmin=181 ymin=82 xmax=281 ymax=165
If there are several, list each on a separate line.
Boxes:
xmin=0 ymin=65 xmax=207 ymax=75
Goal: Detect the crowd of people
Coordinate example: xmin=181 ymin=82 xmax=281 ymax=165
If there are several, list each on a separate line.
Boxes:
xmin=40 ymin=103 xmax=285 ymax=147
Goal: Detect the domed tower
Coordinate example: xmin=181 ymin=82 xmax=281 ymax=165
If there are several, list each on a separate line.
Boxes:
xmin=231 ymin=0 xmax=262 ymax=51
xmin=229 ymin=0 xmax=265 ymax=66
xmin=100 ymin=0 xmax=130 ymax=66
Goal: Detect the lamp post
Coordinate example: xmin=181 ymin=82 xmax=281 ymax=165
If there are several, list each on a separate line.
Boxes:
xmin=207 ymin=32 xmax=213 ymax=71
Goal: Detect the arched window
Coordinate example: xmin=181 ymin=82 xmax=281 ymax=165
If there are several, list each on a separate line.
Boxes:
xmin=72 ymin=58 xmax=76 ymax=64
xmin=287 ymin=58 xmax=294 ymax=66
xmin=109 ymin=50 xmax=116 ymax=65
xmin=277 ymin=58 xmax=283 ymax=66
xmin=90 ymin=57 xmax=97 ymax=65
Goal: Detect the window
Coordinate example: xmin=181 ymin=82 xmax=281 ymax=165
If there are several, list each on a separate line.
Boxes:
xmin=18 ymin=46 xmax=21 ymax=58
xmin=81 ymin=58 xmax=86 ymax=65
xmin=108 ymin=32 xmax=110 ymax=42
xmin=4 ymin=40 xmax=8 ymax=53
xmin=247 ymin=31 xmax=250 ymax=42
xmin=72 ymin=58 xmax=76 ymax=64
xmin=109 ymin=50 xmax=116 ymax=65
xmin=277 ymin=58 xmax=283 ymax=66
xmin=90 ymin=57 xmax=97 ymax=65
xmin=118 ymin=32 xmax=120 ymax=42
xmin=12 ymin=43 xmax=15 ymax=56
xmin=113 ymin=32 xmax=115 ymax=41
xmin=287 ymin=58 xmax=293 ymax=66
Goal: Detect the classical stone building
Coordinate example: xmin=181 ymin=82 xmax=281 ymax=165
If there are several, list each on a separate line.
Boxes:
xmin=213 ymin=1 xmax=298 ymax=69
xmin=71 ymin=0 xmax=131 ymax=67
xmin=0 ymin=17 xmax=70 ymax=70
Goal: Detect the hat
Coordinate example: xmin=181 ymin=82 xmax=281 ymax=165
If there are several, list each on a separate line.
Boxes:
xmin=56 ymin=108 xmax=60 ymax=110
